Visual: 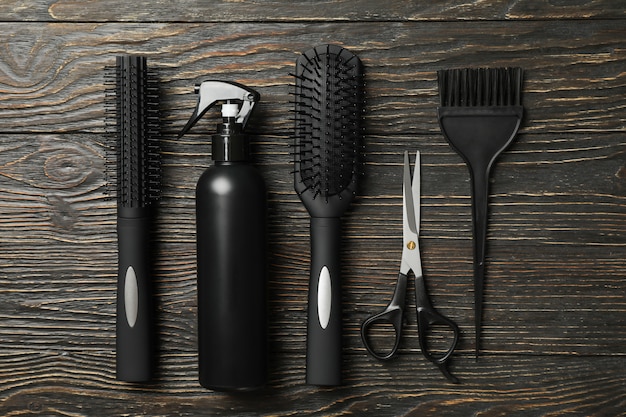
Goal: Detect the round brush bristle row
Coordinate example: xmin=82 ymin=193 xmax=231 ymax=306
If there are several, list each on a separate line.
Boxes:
xmin=104 ymin=55 xmax=161 ymax=207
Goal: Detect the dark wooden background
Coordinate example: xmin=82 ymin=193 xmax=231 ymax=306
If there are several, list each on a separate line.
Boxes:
xmin=1 ymin=1 xmax=625 ymax=416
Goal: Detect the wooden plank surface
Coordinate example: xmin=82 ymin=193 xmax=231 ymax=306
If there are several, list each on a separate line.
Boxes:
xmin=1 ymin=3 xmax=625 ymax=416
xmin=0 ymin=21 xmax=623 ymax=134
xmin=0 ymin=0 xmax=624 ymax=22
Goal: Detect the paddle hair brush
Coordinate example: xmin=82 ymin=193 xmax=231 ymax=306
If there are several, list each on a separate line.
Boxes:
xmin=107 ymin=55 xmax=161 ymax=381
xmin=293 ymin=44 xmax=364 ymax=386
xmin=437 ymin=67 xmax=523 ymax=357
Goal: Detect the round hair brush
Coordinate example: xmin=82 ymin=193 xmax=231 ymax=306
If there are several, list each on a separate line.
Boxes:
xmin=293 ymin=44 xmax=364 ymax=386
xmin=106 ymin=55 xmax=161 ymax=382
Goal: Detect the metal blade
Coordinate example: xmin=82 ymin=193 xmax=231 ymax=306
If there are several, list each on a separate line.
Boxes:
xmin=413 ymin=151 xmax=420 ymax=235
xmin=403 ymin=151 xmax=417 ymax=236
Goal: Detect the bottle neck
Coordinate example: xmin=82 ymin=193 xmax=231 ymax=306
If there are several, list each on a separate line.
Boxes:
xmin=212 ymin=118 xmax=249 ymax=162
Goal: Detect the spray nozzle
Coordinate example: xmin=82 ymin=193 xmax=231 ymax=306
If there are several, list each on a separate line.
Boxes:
xmin=178 ymin=80 xmax=260 ymax=138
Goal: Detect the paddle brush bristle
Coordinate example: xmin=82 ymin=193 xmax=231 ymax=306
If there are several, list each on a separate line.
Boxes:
xmin=293 ymin=44 xmax=364 ymax=215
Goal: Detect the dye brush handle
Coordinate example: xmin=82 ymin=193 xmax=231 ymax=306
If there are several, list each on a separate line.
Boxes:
xmin=306 ymin=217 xmax=342 ymax=386
xmin=469 ymin=166 xmax=490 ymax=358
xmin=116 ymin=208 xmax=152 ymax=382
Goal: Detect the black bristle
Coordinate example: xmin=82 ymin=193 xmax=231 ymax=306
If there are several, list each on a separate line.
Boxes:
xmin=438 ymin=67 xmax=523 ymax=108
xmin=105 ymin=55 xmax=161 ymax=207
xmin=293 ymin=44 xmax=364 ymax=203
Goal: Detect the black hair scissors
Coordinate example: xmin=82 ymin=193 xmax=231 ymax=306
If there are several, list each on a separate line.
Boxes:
xmin=361 ymin=151 xmax=461 ymax=383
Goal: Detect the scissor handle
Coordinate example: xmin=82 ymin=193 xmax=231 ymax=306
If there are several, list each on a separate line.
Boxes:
xmin=414 ymin=275 xmax=460 ymax=383
xmin=360 ymin=273 xmax=408 ymax=360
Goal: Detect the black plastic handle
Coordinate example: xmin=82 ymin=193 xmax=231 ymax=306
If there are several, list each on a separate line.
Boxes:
xmin=306 ymin=217 xmax=342 ymax=386
xmin=414 ymin=274 xmax=460 ymax=383
xmin=116 ymin=213 xmax=153 ymax=382
xmin=470 ymin=167 xmax=489 ymax=356
xmin=361 ymin=273 xmax=407 ymax=360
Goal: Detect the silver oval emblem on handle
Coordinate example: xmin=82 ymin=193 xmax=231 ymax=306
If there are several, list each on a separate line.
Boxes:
xmin=124 ymin=266 xmax=139 ymax=328
xmin=317 ymin=266 xmax=332 ymax=329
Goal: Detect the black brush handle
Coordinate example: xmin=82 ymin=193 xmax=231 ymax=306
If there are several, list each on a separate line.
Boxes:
xmin=116 ymin=210 xmax=152 ymax=381
xmin=469 ymin=167 xmax=489 ymax=357
xmin=306 ymin=217 xmax=342 ymax=386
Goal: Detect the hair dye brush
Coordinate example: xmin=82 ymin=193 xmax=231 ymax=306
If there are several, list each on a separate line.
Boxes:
xmin=107 ymin=55 xmax=161 ymax=381
xmin=293 ymin=44 xmax=364 ymax=386
xmin=437 ymin=67 xmax=523 ymax=357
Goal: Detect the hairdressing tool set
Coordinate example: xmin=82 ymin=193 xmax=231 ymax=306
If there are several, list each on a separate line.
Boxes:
xmin=106 ymin=55 xmax=161 ymax=382
xmin=106 ymin=46 xmax=523 ymax=387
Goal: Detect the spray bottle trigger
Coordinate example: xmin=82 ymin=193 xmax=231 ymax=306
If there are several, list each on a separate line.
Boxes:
xmin=178 ymin=80 xmax=260 ymax=138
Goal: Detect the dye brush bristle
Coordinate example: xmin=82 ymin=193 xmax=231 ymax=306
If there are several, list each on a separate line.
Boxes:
xmin=293 ymin=44 xmax=364 ymax=386
xmin=106 ymin=54 xmax=161 ymax=382
xmin=437 ymin=67 xmax=524 ymax=358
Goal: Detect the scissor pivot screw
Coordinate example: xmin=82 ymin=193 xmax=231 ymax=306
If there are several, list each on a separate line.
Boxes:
xmin=407 ymin=241 xmax=416 ymax=250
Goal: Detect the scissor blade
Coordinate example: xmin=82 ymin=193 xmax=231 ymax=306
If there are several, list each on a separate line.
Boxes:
xmin=413 ymin=151 xmax=420 ymax=234
xmin=403 ymin=151 xmax=418 ymax=236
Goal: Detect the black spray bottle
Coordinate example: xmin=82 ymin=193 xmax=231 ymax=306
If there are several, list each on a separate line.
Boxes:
xmin=178 ymin=81 xmax=267 ymax=391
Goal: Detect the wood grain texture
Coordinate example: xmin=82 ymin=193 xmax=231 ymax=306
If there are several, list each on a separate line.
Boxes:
xmin=2 ymin=355 xmax=626 ymax=416
xmin=0 ymin=21 xmax=623 ymax=135
xmin=1 ymin=3 xmax=625 ymax=416
xmin=0 ymin=0 xmax=624 ymax=22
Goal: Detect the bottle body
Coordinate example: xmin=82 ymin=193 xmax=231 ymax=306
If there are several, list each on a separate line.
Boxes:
xmin=196 ymin=161 xmax=267 ymax=391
